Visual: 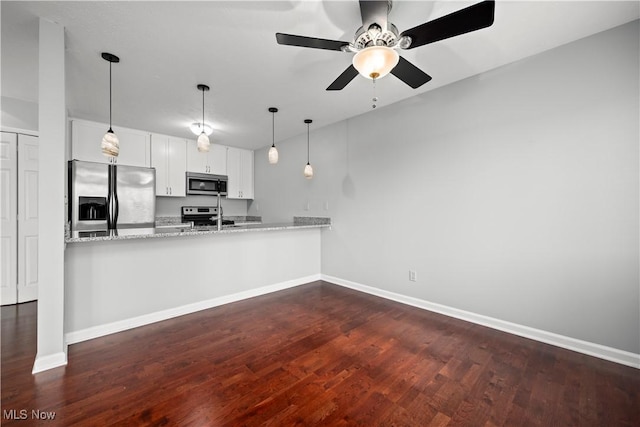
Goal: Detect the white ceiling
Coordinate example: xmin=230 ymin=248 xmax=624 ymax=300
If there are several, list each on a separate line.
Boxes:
xmin=2 ymin=1 xmax=638 ymax=150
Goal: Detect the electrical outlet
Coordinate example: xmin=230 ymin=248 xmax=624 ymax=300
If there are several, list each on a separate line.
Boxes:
xmin=324 ymin=201 xmax=329 ymax=210
xmin=409 ymin=270 xmax=417 ymax=282
xmin=304 ymin=201 xmax=310 ymax=211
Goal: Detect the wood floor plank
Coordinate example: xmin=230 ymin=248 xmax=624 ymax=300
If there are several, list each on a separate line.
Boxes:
xmin=2 ymin=281 xmax=639 ymax=426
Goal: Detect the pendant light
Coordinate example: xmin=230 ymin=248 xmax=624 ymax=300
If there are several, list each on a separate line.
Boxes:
xmin=101 ymin=52 xmax=120 ymax=158
xmin=303 ymin=119 xmax=313 ymax=179
xmin=268 ymin=107 xmax=279 ymax=164
xmin=196 ymin=84 xmax=211 ymax=152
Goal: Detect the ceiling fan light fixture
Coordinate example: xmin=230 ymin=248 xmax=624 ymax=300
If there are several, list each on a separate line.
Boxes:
xmin=352 ymin=46 xmax=399 ymax=80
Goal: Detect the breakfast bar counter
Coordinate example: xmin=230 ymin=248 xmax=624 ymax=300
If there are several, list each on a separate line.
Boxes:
xmin=65 ymin=217 xmax=331 ymax=243
xmin=64 ymin=216 xmax=329 ymax=346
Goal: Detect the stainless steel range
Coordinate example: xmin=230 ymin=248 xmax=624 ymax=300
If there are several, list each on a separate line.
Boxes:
xmin=181 ymin=206 xmax=234 ymax=228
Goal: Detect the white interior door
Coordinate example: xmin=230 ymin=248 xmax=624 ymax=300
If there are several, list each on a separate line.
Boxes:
xmin=0 ymin=132 xmax=18 ymax=305
xmin=17 ymin=134 xmax=39 ymax=303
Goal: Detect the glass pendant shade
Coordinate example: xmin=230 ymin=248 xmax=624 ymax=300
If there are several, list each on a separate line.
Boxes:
xmin=268 ymin=145 xmax=279 ymax=164
xmin=352 ymin=46 xmax=399 ymax=80
xmin=197 ymin=132 xmax=210 ymax=152
xmin=101 ymin=129 xmax=119 ymax=157
xmin=304 ymin=162 xmax=313 ymax=179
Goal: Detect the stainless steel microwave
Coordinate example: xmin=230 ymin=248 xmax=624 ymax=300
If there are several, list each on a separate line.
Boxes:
xmin=185 ymin=172 xmax=228 ymax=196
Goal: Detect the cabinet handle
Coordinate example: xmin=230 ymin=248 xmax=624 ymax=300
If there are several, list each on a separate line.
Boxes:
xmin=169 ymin=187 xmax=172 ymax=195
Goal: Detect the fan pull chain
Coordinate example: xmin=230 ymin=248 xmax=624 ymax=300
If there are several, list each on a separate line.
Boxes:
xmin=372 ymin=78 xmax=378 ymax=109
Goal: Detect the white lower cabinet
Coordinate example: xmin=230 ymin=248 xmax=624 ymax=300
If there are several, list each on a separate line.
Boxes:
xmin=227 ymin=147 xmax=254 ymax=199
xmin=186 ymin=141 xmax=227 ymax=175
xmin=71 ymin=119 xmax=150 ymax=167
xmin=151 ymin=134 xmax=186 ymax=197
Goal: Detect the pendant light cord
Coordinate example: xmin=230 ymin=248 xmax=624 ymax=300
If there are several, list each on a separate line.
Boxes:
xmin=272 ymin=112 xmax=275 ymax=147
xmin=108 ymin=61 xmax=113 ymax=131
xmin=306 ymin=122 xmax=310 ymax=164
xmin=201 ymin=89 xmax=205 ymax=131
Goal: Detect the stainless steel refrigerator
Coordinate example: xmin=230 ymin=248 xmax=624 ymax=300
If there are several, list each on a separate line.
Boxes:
xmin=68 ymin=160 xmax=156 ymax=231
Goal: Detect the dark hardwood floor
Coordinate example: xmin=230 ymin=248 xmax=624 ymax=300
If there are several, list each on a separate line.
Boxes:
xmin=2 ymin=281 xmax=639 ymax=426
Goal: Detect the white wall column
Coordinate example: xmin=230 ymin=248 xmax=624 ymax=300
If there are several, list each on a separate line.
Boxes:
xmin=33 ymin=18 xmax=67 ymax=373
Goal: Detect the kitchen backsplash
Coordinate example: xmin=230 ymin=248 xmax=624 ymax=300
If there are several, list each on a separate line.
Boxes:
xmin=155 ymin=195 xmax=249 ymax=217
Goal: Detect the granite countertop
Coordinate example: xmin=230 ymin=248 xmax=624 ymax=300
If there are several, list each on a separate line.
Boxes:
xmin=65 ymin=217 xmax=331 ymax=243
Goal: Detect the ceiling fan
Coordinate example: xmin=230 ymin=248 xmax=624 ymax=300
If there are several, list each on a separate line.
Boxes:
xmin=276 ymin=0 xmax=495 ymax=91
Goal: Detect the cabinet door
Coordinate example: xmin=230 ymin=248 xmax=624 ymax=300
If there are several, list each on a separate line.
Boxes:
xmin=167 ymin=137 xmax=186 ymax=197
xmin=151 ymin=134 xmax=170 ymax=196
xmin=226 ymin=147 xmax=254 ymax=199
xmin=151 ymin=135 xmax=186 ymax=197
xmin=226 ymin=147 xmax=242 ymax=198
xmin=71 ymin=119 xmax=150 ymax=167
xmin=186 ymin=139 xmax=208 ymax=173
xmin=240 ymin=149 xmax=254 ymax=199
xmin=210 ymin=144 xmax=227 ymax=175
xmin=116 ymin=127 xmax=151 ymax=167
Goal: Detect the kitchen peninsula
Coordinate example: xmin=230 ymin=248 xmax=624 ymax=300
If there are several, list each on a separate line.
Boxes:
xmin=64 ymin=217 xmax=330 ymax=346
xmin=65 ymin=217 xmax=330 ymax=243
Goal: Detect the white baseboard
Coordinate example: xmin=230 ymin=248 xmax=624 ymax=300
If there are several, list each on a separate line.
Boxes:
xmin=65 ymin=274 xmax=320 ymax=345
xmin=322 ymin=274 xmax=640 ymax=369
xmin=32 ymin=351 xmax=67 ymax=374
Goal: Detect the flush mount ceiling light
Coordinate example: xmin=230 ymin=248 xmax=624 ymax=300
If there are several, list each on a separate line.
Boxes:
xmin=190 ymin=122 xmax=213 ymax=136
xmin=268 ymin=107 xmax=279 ymax=165
xmin=196 ymin=84 xmax=211 ymax=152
xmin=303 ymin=119 xmax=313 ymax=179
xmin=100 ymin=52 xmax=120 ymax=158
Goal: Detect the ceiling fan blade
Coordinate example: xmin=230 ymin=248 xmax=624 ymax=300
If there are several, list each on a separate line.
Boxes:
xmin=359 ymin=0 xmax=389 ymax=31
xmin=390 ymin=56 xmax=432 ymax=89
xmin=400 ymin=0 xmax=495 ymax=50
xmin=326 ymin=65 xmax=359 ymax=91
xmin=276 ymin=33 xmax=349 ymax=51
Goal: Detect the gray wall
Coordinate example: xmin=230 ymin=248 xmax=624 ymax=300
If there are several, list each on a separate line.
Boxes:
xmin=1 ymin=97 xmax=38 ymax=131
xmin=250 ymin=21 xmax=640 ymax=354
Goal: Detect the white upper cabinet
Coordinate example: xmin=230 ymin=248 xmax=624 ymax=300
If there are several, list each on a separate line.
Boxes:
xmin=71 ymin=119 xmax=151 ymax=167
xmin=226 ymin=147 xmax=254 ymax=199
xmin=186 ymin=141 xmax=227 ymax=175
xmin=151 ymin=134 xmax=186 ymax=197
xmin=71 ymin=119 xmax=150 ymax=167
